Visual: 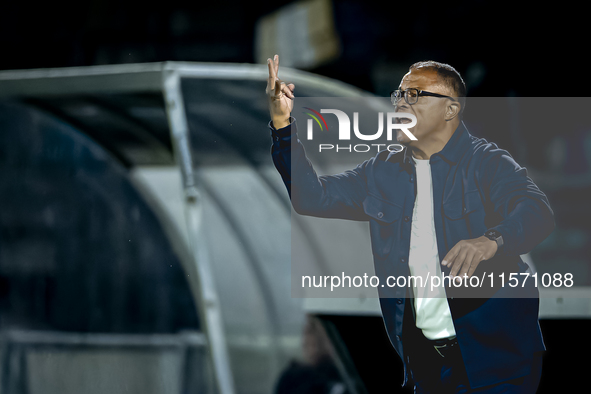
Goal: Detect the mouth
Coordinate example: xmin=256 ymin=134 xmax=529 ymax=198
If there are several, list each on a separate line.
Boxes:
xmin=393 ymin=117 xmax=412 ymax=124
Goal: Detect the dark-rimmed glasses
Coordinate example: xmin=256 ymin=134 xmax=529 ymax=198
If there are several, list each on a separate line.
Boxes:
xmin=390 ymin=88 xmax=456 ymax=106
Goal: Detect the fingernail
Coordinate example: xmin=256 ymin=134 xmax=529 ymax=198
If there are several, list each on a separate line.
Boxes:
xmin=442 ymin=260 xmax=447 ymax=266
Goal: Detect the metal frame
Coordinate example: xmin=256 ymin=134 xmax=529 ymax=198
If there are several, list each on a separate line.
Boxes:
xmin=162 ymin=67 xmax=235 ymax=394
xmin=0 ymin=329 xmax=207 ymax=394
xmin=0 ymin=61 xmax=370 ymax=99
xmin=0 ymin=61 xmax=373 ymax=393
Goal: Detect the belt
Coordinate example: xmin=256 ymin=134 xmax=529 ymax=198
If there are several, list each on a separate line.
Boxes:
xmin=429 ymin=336 xmax=459 ymax=358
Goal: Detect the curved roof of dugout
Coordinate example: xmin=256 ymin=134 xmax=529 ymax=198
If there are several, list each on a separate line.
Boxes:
xmin=0 ymin=62 xmax=384 ymax=394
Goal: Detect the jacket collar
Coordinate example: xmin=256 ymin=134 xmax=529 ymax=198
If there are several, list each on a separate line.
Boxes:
xmin=387 ymin=120 xmax=472 ymax=167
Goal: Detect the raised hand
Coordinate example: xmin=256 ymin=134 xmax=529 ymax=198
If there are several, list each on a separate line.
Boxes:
xmin=266 ymin=54 xmax=295 ymax=129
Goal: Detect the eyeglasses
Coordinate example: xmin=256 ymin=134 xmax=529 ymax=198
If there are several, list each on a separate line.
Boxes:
xmin=390 ymin=88 xmax=456 ymax=106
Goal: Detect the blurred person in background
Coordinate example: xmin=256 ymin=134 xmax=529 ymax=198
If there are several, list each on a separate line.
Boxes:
xmin=274 ymin=315 xmax=347 ymax=394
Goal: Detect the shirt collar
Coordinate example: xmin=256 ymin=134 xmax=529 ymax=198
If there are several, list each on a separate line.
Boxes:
xmin=434 ymin=120 xmax=472 ymax=165
xmin=387 ymin=120 xmax=472 ymax=167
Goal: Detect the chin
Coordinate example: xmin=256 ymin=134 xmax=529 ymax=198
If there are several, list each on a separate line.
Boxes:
xmin=396 ymin=129 xmax=418 ymax=146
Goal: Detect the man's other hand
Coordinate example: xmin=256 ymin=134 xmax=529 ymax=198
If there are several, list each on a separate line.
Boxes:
xmin=441 ymin=236 xmax=498 ymax=279
xmin=266 ymin=54 xmax=294 ymax=129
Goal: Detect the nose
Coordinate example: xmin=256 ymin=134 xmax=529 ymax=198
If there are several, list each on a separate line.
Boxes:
xmin=394 ymin=101 xmax=410 ymax=112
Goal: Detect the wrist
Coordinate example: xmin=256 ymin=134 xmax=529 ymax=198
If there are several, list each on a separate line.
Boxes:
xmin=483 ymin=230 xmax=504 ymax=255
xmin=272 ymin=116 xmax=291 ymax=130
xmin=482 ymin=236 xmax=498 ymax=255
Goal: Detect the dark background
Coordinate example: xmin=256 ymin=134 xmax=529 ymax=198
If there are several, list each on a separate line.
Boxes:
xmin=0 ymin=0 xmax=583 ymax=97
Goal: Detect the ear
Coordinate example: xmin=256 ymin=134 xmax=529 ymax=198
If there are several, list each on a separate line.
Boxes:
xmin=445 ymin=101 xmax=461 ymax=121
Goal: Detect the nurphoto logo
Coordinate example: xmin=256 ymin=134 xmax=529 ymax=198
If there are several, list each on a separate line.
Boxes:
xmin=304 ymin=108 xmax=417 ymax=153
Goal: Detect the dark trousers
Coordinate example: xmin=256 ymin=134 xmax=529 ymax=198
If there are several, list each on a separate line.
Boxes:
xmin=407 ymin=332 xmax=543 ymax=394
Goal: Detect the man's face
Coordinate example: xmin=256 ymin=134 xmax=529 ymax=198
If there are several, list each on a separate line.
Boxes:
xmin=394 ymin=67 xmax=455 ymax=145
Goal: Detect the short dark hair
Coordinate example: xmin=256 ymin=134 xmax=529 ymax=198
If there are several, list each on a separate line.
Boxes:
xmin=409 ymin=60 xmax=466 ymax=116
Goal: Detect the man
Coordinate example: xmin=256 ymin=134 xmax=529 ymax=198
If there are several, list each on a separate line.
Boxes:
xmin=266 ymin=55 xmax=554 ymax=393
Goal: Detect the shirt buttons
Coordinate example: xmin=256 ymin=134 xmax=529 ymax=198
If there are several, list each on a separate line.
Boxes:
xmin=396 ymin=298 xmax=403 ymax=304
xmin=396 ymin=335 xmax=401 ymax=341
xmin=275 ymin=136 xmax=279 ymax=141
xmin=403 ymin=216 xmax=410 ymax=222
xmin=400 ymin=257 xmax=406 ymax=264
xmin=410 ymin=176 xmax=414 ymax=182
xmin=377 ymin=212 xmax=384 ymax=218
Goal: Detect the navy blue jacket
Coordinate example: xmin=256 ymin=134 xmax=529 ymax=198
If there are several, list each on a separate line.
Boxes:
xmin=270 ymin=119 xmax=554 ymax=388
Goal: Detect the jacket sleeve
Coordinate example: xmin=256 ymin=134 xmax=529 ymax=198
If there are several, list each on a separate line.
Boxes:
xmin=270 ymin=118 xmax=370 ymax=220
xmin=479 ymin=146 xmax=555 ymax=256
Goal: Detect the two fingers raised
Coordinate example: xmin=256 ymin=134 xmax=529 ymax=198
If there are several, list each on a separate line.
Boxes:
xmin=266 ymin=55 xmax=295 ymax=99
